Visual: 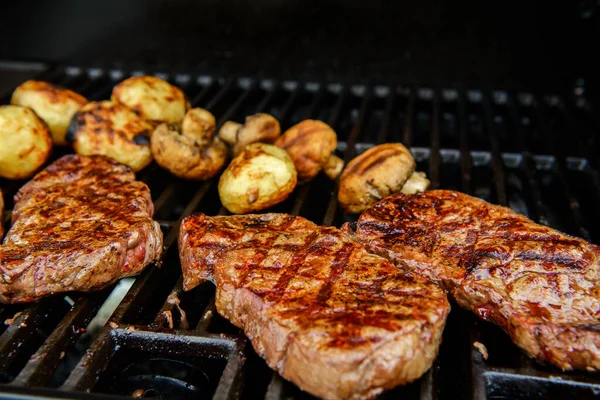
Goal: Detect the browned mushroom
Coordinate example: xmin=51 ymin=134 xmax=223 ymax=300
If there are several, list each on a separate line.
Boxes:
xmin=218 ymin=113 xmax=280 ymax=155
xmin=150 ymin=107 xmax=227 ymax=180
xmin=274 ymin=119 xmax=344 ymax=183
xmin=338 ymin=143 xmax=429 ymax=213
xmin=401 ymin=171 xmax=431 ymax=194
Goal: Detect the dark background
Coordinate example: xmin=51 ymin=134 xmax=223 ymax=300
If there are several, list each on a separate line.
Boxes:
xmin=0 ymin=0 xmax=598 ymax=92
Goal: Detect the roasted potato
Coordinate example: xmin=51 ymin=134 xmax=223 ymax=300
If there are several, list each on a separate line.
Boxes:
xmin=219 ymin=113 xmax=281 ymax=155
xmin=151 ymin=108 xmax=227 ymax=180
xmin=0 ymin=105 xmax=52 ymax=179
xmin=68 ymin=101 xmax=153 ymax=171
xmin=11 ymin=80 xmax=87 ymax=145
xmin=275 ymin=119 xmax=341 ymax=183
xmin=219 ymin=143 xmax=297 ymax=214
xmin=338 ymin=143 xmax=417 ymax=214
xmin=111 ymin=76 xmax=189 ymax=125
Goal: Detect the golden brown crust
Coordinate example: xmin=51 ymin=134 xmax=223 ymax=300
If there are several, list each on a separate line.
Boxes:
xmin=11 ymin=80 xmax=87 ymax=145
xmin=218 ymin=143 xmax=297 ymax=214
xmin=350 ymin=190 xmax=600 ymax=371
xmin=275 ymin=120 xmax=337 ymax=183
xmin=338 ymin=143 xmax=416 ymax=214
xmin=0 ymin=155 xmax=163 ymax=304
xmin=179 ymin=213 xmax=449 ymax=399
xmin=111 ymin=76 xmax=189 ymax=124
xmin=181 ymin=107 xmax=216 ymax=147
xmin=151 ymin=122 xmax=227 ymax=180
xmin=70 ymin=101 xmax=153 ymax=171
xmin=0 ymin=105 xmax=53 ymax=179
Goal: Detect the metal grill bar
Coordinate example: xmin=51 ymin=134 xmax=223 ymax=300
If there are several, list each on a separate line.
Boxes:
xmin=458 ymin=90 xmax=473 ymax=194
xmin=483 ymin=94 xmax=508 ymax=206
xmin=532 ymin=99 xmax=590 ymax=240
xmin=11 ymin=291 xmax=110 ymax=387
xmin=429 ymin=91 xmax=441 ymax=190
xmin=506 ymin=95 xmax=549 ymax=225
xmin=403 ymin=89 xmax=415 ymax=146
xmin=1 ymin=66 xmax=599 ymax=400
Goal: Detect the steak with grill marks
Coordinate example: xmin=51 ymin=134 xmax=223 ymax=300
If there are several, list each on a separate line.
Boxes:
xmin=0 ymin=154 xmax=163 ymax=304
xmin=179 ymin=213 xmax=449 ymax=400
xmin=345 ymin=190 xmax=600 ymax=371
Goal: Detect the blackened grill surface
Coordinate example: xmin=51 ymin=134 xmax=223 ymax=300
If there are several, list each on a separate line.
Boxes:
xmin=0 ymin=64 xmax=599 ymax=399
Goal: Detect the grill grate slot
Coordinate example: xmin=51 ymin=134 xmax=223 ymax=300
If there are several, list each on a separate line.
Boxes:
xmin=1 ymin=65 xmax=600 ymax=399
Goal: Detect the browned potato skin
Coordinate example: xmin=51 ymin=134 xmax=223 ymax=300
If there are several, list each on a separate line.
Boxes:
xmin=111 ymin=76 xmax=189 ymax=125
xmin=0 ymin=105 xmax=52 ymax=179
xmin=218 ymin=143 xmax=297 ymax=214
xmin=151 ymin=123 xmax=227 ymax=180
xmin=69 ymin=101 xmax=153 ymax=171
xmin=275 ymin=119 xmax=336 ymax=183
xmin=338 ymin=143 xmax=416 ymax=214
xmin=11 ymin=80 xmax=87 ymax=145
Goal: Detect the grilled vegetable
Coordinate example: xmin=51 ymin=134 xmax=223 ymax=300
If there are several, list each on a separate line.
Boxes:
xmin=218 ymin=113 xmax=280 ymax=155
xmin=275 ymin=119 xmax=343 ymax=183
xmin=218 ymin=143 xmax=297 ymax=214
xmin=338 ymin=143 xmax=428 ymax=213
xmin=11 ymin=80 xmax=88 ymax=145
xmin=401 ymin=171 xmax=430 ymax=194
xmin=151 ymin=108 xmax=227 ymax=180
xmin=0 ymin=105 xmax=52 ymax=179
xmin=181 ymin=107 xmax=216 ymax=147
xmin=111 ymin=76 xmax=189 ymax=125
xmin=69 ymin=101 xmax=153 ymax=171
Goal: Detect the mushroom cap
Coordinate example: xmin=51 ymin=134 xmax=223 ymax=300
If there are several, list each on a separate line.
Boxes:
xmin=274 ymin=119 xmax=337 ymax=183
xmin=231 ymin=113 xmax=281 ymax=154
xmin=338 ymin=143 xmax=416 ymax=213
xmin=151 ymin=123 xmax=227 ymax=180
xmin=182 ymin=107 xmax=216 ymax=146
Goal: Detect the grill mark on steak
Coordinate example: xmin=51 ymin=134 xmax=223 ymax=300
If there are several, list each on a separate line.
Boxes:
xmin=349 ymin=190 xmax=600 ymax=371
xmin=316 ymin=239 xmax=353 ymax=304
xmin=179 ymin=213 xmax=450 ymax=400
xmin=266 ymin=231 xmax=320 ymax=302
xmin=0 ymin=155 xmax=163 ymax=304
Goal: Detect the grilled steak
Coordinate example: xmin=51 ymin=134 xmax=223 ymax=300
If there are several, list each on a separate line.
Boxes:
xmin=0 ymin=154 xmax=163 ymax=304
xmin=345 ymin=190 xmax=600 ymax=371
xmin=180 ymin=213 xmax=449 ymax=400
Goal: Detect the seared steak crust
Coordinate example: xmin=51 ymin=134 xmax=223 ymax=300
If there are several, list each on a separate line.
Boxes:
xmin=0 ymin=155 xmax=163 ymax=303
xmin=179 ymin=213 xmax=449 ymax=400
xmin=347 ymin=190 xmax=600 ymax=371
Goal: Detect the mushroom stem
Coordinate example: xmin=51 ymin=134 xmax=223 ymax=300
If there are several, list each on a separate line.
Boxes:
xmin=218 ymin=121 xmax=242 ymax=145
xmin=323 ymin=154 xmax=344 ymax=180
xmin=400 ymin=171 xmax=430 ymax=194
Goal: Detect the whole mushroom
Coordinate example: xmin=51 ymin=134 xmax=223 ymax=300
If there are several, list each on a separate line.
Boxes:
xmin=150 ymin=107 xmax=227 ymax=180
xmin=274 ymin=120 xmax=344 ymax=183
xmin=338 ymin=143 xmax=430 ymax=214
xmin=218 ymin=113 xmax=280 ymax=156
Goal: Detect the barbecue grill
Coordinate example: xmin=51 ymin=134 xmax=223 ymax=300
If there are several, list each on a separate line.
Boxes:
xmin=0 ymin=59 xmax=599 ymax=400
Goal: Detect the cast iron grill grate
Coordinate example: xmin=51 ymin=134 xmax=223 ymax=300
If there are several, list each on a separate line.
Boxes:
xmin=1 ymin=65 xmax=599 ymax=400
